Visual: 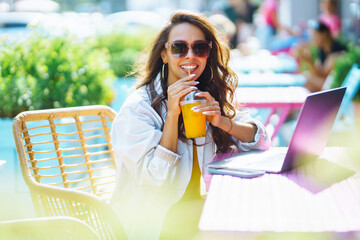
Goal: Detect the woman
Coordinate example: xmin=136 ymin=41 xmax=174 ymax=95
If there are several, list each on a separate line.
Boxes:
xmin=297 ymin=20 xmax=347 ymax=92
xmin=319 ymin=0 xmax=341 ymax=38
xmin=221 ymin=0 xmax=258 ymax=47
xmin=255 ymin=0 xmax=297 ymax=50
xmin=110 ymin=10 xmax=270 ymax=240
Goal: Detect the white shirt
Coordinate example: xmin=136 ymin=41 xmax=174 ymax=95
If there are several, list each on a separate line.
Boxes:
xmin=110 ymin=76 xmax=270 ymax=240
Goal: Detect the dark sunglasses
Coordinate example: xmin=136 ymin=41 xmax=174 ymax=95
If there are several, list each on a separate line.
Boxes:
xmin=165 ymin=40 xmax=212 ymax=58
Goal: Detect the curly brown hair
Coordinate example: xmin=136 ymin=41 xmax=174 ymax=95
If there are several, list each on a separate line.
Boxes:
xmin=134 ymin=10 xmax=239 ymax=153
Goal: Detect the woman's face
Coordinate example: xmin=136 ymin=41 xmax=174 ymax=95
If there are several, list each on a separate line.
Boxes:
xmin=161 ymin=23 xmax=209 ymax=85
xmin=320 ymin=0 xmax=334 ymax=14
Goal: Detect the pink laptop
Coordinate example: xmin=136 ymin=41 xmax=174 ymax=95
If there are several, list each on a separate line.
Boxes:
xmin=207 ymin=87 xmax=350 ymax=175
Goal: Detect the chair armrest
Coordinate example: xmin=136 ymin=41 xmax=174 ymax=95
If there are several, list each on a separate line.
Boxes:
xmin=0 ymin=216 xmax=100 ymax=240
xmin=29 ymin=182 xmax=127 ymax=240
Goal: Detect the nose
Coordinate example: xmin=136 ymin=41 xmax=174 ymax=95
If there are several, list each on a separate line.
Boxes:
xmin=185 ymin=47 xmax=195 ymax=58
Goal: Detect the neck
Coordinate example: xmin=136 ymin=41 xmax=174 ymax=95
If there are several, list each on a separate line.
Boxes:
xmin=166 ymin=73 xmax=177 ymax=86
xmin=167 ymin=78 xmax=175 ymax=86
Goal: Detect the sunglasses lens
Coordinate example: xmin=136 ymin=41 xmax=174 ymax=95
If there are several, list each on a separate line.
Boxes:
xmin=171 ymin=42 xmax=188 ymax=57
xmin=169 ymin=41 xmax=210 ymax=58
xmin=193 ymin=42 xmax=210 ymax=57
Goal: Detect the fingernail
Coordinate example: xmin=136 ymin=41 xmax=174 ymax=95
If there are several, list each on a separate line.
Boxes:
xmin=191 ymin=86 xmax=197 ymax=90
xmin=195 ymin=92 xmax=201 ymax=96
xmin=193 ymin=81 xmax=199 ymax=84
xmin=189 ymin=74 xmax=196 ymax=77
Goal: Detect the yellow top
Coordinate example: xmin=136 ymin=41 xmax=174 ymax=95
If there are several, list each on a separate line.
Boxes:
xmin=179 ymin=144 xmax=202 ymax=201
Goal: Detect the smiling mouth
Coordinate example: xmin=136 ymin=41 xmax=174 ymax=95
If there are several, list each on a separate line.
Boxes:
xmin=180 ymin=65 xmax=198 ymax=74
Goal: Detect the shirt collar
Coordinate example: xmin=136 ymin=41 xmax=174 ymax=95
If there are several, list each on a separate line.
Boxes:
xmin=154 ymin=74 xmax=164 ymax=96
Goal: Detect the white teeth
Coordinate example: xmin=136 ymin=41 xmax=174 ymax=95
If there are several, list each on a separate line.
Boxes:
xmin=181 ymin=65 xmax=197 ymax=70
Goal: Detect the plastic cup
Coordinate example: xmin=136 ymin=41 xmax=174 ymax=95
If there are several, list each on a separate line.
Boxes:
xmin=180 ymin=99 xmax=206 ymax=138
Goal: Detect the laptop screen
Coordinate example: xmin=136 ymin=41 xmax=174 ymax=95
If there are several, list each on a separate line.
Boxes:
xmin=281 ymin=87 xmax=347 ymax=172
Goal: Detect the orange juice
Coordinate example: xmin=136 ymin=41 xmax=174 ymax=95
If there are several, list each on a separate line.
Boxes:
xmin=180 ymin=100 xmax=206 ymax=138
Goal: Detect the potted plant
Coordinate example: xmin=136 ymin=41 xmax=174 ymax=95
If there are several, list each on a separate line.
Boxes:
xmin=91 ymin=28 xmax=155 ymax=110
xmin=330 ymin=43 xmax=360 ymax=127
xmin=0 ymin=33 xmax=115 ymax=119
xmin=92 ymin=28 xmax=155 ymax=78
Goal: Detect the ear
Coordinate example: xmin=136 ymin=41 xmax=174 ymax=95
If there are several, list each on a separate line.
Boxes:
xmin=161 ymin=49 xmax=167 ymax=64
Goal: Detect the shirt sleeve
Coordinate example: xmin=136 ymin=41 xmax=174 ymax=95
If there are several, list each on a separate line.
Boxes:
xmin=111 ymin=99 xmax=180 ymax=188
xmin=232 ymin=110 xmax=271 ymax=151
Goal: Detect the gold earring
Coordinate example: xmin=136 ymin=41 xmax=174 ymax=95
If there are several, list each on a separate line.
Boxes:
xmin=209 ymin=65 xmax=214 ymax=82
xmin=162 ymin=63 xmax=167 ymax=80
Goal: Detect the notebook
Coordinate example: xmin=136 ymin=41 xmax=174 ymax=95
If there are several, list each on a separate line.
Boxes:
xmin=207 ymin=87 xmax=349 ymax=175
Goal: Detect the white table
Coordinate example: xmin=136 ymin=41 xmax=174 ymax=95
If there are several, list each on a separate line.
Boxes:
xmin=199 ymin=147 xmax=360 ymax=239
xmin=237 ymin=72 xmax=306 ymax=87
xmin=230 ymin=52 xmax=298 ymax=74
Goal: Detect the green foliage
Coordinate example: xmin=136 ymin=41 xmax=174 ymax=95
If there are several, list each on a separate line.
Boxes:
xmin=92 ymin=29 xmax=154 ymax=77
xmin=0 ymin=26 xmax=155 ymax=118
xmin=0 ymin=33 xmax=115 ymax=118
xmin=0 ymin=42 xmax=34 ymax=118
xmin=331 ymin=43 xmax=360 ymax=102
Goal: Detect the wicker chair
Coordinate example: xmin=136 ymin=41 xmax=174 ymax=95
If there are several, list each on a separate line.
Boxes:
xmin=0 ymin=216 xmax=100 ymax=239
xmin=12 ymin=105 xmax=127 ymax=240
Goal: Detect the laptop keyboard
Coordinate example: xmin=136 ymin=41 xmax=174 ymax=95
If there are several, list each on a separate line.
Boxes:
xmin=200 ymin=155 xmax=360 ymax=232
xmin=220 ymin=150 xmax=287 ymax=172
xmin=240 ymin=152 xmax=286 ymax=170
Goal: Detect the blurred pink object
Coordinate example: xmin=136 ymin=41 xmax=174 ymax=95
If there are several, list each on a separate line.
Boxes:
xmin=234 ymin=87 xmax=309 ymax=141
xmin=319 ymin=14 xmax=341 ymax=37
xmin=261 ymin=0 xmax=278 ymax=28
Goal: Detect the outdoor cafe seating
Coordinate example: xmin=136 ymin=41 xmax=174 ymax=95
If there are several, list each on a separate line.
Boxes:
xmin=231 ymin=52 xmax=360 ymax=146
xmin=9 ymin=69 xmax=360 ymax=239
xmin=12 ymin=105 xmax=127 ymax=239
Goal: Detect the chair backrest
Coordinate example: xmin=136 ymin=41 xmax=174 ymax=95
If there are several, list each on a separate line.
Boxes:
xmin=0 ymin=216 xmax=100 ymax=240
xmin=12 ymin=105 xmax=127 ymax=239
xmin=337 ymin=64 xmax=360 ymax=119
xmin=12 ymin=105 xmax=117 ymax=201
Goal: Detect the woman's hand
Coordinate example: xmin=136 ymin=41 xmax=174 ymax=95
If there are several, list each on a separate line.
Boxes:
xmin=166 ymin=74 xmax=198 ymax=117
xmin=160 ymin=74 xmax=198 ymax=153
xmin=298 ymin=47 xmax=312 ymax=64
xmin=191 ymin=91 xmax=222 ymax=127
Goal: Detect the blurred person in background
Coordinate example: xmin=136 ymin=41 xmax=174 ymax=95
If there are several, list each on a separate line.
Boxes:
xmin=208 ymin=13 xmax=237 ymax=46
xmin=110 ymin=10 xmax=270 ymax=240
xmin=346 ymin=0 xmax=360 ymax=42
xmin=254 ymin=0 xmax=298 ymax=49
xmin=319 ymin=0 xmax=342 ymax=38
xmin=208 ymin=13 xmax=259 ymax=56
xmin=294 ymin=20 xmax=347 ymax=92
xmin=221 ymin=0 xmax=258 ymax=47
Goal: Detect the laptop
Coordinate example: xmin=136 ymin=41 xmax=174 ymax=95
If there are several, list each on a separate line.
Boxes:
xmin=207 ymin=87 xmax=350 ymax=176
